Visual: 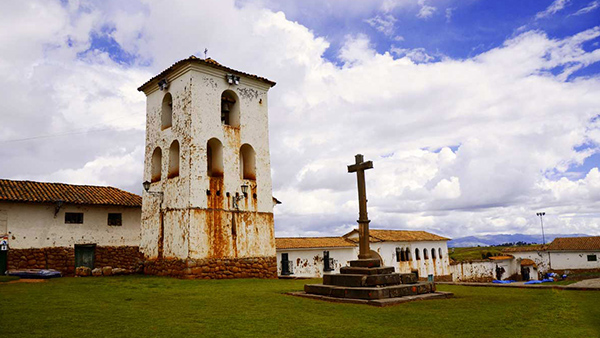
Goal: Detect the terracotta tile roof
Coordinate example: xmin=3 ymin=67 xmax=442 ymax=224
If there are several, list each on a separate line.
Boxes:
xmin=343 ymin=229 xmax=450 ymax=243
xmin=547 ymin=236 xmax=600 ymax=251
xmin=502 ymin=244 xmax=547 ymax=253
xmin=520 ymin=259 xmax=536 ymax=267
xmin=138 ymin=56 xmax=276 ymax=92
xmin=0 ymin=179 xmax=141 ymax=207
xmin=489 ymin=255 xmax=514 ymax=260
xmin=276 ymin=237 xmax=357 ymax=250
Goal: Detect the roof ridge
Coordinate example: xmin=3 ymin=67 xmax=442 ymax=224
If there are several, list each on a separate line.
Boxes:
xmin=0 ymin=178 xmax=117 ymax=189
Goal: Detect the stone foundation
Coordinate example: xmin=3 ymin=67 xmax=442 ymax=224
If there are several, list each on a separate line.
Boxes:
xmin=7 ymin=246 xmax=143 ymax=276
xmin=143 ymin=256 xmax=277 ymax=279
xmin=95 ymin=246 xmax=144 ymax=273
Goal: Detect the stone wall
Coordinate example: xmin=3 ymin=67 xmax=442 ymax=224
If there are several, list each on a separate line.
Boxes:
xmin=8 ymin=247 xmax=75 ymax=276
xmin=143 ymin=256 xmax=277 ymax=279
xmin=95 ymin=246 xmax=144 ymax=272
xmin=7 ymin=246 xmax=143 ymax=276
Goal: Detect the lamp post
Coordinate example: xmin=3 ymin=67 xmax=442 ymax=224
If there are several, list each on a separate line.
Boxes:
xmin=232 ymin=184 xmax=249 ymax=210
xmin=143 ymin=181 xmax=165 ymax=259
xmin=536 ymin=212 xmax=546 ymax=245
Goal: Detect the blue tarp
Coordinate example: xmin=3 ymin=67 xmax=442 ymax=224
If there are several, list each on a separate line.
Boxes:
xmin=524 ymin=278 xmax=554 ymax=284
xmin=7 ymin=269 xmax=62 ymax=279
xmin=492 ymin=280 xmax=516 ymax=284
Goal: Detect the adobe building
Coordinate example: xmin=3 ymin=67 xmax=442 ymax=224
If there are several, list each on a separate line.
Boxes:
xmin=276 ymin=229 xmax=451 ymax=280
xmin=137 ymin=56 xmax=277 ymax=278
xmin=0 ymin=179 xmax=142 ymax=275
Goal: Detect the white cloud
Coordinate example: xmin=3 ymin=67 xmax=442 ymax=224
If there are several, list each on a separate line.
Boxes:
xmin=572 ymin=1 xmax=600 ymax=16
xmin=536 ymin=0 xmax=571 ymax=19
xmin=446 ymin=7 xmax=455 ymax=23
xmin=1 ymin=1 xmax=600 ymax=240
xmin=417 ymin=0 xmax=437 ymax=19
xmin=365 ymin=14 xmax=397 ymax=37
xmin=390 ymin=47 xmax=436 ymax=63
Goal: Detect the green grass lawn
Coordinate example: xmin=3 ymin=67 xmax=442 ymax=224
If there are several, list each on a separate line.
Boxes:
xmin=449 ymin=246 xmax=506 ymax=262
xmin=1 ymin=276 xmax=599 ymax=338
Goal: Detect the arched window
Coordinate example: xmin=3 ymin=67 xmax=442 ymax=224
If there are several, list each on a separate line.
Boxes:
xmin=168 ymin=140 xmax=180 ymax=178
xmin=405 ymin=248 xmax=411 ymax=261
xmin=415 ymin=248 xmax=420 ymax=260
xmin=396 ymin=247 xmax=405 ymax=262
xmin=240 ymin=144 xmax=256 ymax=180
xmin=424 ymin=249 xmax=429 ymax=260
xmin=162 ymin=93 xmax=173 ymax=129
xmin=431 ymin=248 xmax=436 ymax=259
xmin=221 ymin=90 xmax=240 ymax=127
xmin=207 ymin=138 xmax=224 ymax=177
xmin=439 ymin=248 xmax=443 ymax=259
xmin=151 ymin=147 xmax=162 ymax=182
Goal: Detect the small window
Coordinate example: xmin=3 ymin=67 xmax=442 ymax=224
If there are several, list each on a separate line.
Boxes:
xmin=65 ymin=212 xmax=83 ymax=224
xmin=405 ymin=248 xmax=411 ymax=261
xmin=588 ymin=255 xmax=597 ymax=262
xmin=424 ymin=249 xmax=429 ymax=260
xmin=207 ymin=138 xmax=224 ymax=177
xmin=415 ymin=248 xmax=420 ymax=260
xmin=396 ymin=247 xmax=402 ymax=262
xmin=431 ymin=248 xmax=436 ymax=259
xmin=151 ymin=147 xmax=162 ymax=182
xmin=161 ymin=93 xmax=173 ymax=129
xmin=221 ymin=90 xmax=239 ymax=127
xmin=240 ymin=144 xmax=256 ymax=180
xmin=108 ymin=213 xmax=122 ymax=226
xmin=439 ymin=248 xmax=443 ymax=258
xmin=168 ymin=140 xmax=180 ymax=178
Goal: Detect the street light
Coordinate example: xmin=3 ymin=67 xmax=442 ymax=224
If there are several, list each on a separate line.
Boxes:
xmin=536 ymin=212 xmax=546 ymax=245
xmin=233 ymin=184 xmax=249 ymax=210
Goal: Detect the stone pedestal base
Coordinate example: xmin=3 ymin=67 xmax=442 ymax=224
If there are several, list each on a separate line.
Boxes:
xmin=303 ymin=258 xmax=452 ymax=305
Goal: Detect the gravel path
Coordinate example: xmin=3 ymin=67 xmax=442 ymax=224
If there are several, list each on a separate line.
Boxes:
xmin=565 ymin=278 xmax=600 ymax=289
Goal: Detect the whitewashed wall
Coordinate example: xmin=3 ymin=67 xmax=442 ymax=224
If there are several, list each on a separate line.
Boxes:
xmin=549 ymin=251 xmax=600 ymax=270
xmin=371 ymin=241 xmax=451 ymax=278
xmin=510 ymin=251 xmax=550 ymax=275
xmin=450 ymin=259 xmax=518 ymax=281
xmin=0 ymin=201 xmax=141 ymax=249
xmin=276 ymin=247 xmax=356 ymax=278
xmin=141 ymin=62 xmax=276 ymax=260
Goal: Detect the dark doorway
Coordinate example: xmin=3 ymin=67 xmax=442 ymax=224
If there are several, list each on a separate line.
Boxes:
xmin=74 ymin=244 xmax=96 ymax=269
xmin=281 ymin=253 xmax=291 ymax=275
xmin=0 ymin=250 xmax=7 ymax=274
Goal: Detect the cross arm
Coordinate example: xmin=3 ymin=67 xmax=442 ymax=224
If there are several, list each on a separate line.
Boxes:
xmin=347 ymin=161 xmax=373 ymax=173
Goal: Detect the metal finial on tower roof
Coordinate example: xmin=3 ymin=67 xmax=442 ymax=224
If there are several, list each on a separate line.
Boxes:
xmin=204 ymin=48 xmax=208 ymax=59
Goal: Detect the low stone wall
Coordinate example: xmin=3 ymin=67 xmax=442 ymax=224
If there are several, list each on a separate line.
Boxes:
xmin=7 ymin=246 xmax=143 ymax=276
xmin=8 ymin=247 xmax=75 ymax=276
xmin=95 ymin=246 xmax=144 ymax=273
xmin=144 ymin=256 xmax=277 ymax=279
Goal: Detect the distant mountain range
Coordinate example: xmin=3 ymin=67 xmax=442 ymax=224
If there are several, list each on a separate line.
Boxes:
xmin=447 ymin=233 xmax=590 ymax=248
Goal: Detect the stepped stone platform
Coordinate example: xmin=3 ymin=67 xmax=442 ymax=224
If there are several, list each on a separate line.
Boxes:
xmin=301 ymin=258 xmax=452 ymax=306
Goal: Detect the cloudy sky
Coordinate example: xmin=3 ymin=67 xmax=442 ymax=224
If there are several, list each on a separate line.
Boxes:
xmin=1 ymin=0 xmax=600 ymax=239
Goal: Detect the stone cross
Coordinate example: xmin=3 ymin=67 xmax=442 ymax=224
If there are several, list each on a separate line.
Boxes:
xmin=347 ymin=154 xmax=373 ymax=260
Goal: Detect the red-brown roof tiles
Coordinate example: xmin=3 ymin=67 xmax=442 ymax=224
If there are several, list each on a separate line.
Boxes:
xmin=502 ymin=244 xmax=547 ymax=253
xmin=489 ymin=255 xmax=514 ymax=260
xmin=547 ymin=236 xmax=600 ymax=251
xmin=275 ymin=237 xmax=356 ymax=250
xmin=520 ymin=259 xmax=536 ymax=267
xmin=138 ymin=56 xmax=276 ymax=92
xmin=343 ymin=229 xmax=450 ymax=242
xmin=0 ymin=179 xmax=141 ymax=207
